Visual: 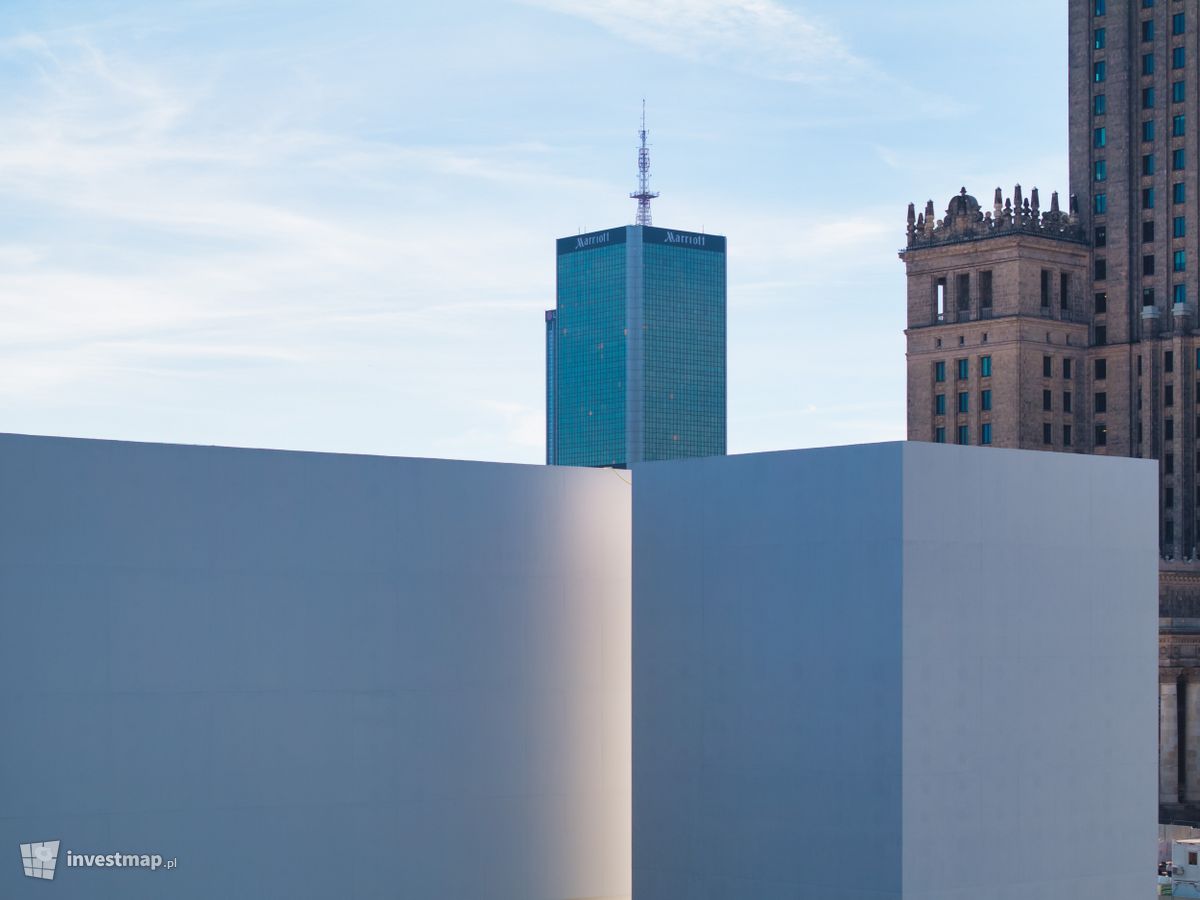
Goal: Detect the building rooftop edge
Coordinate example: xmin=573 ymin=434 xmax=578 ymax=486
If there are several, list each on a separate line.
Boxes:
xmin=903 ymin=185 xmax=1085 ymax=253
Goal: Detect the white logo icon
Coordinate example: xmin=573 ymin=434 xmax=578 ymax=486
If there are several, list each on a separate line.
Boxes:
xmin=20 ymin=841 xmax=60 ymax=880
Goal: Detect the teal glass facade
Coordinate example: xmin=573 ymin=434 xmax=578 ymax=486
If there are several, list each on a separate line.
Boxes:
xmin=553 ymin=230 xmax=628 ymax=467
xmin=547 ymin=225 xmax=726 ymax=467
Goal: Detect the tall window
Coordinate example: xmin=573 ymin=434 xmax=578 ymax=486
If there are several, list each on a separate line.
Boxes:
xmin=981 ymin=389 xmax=992 ymax=411
xmin=1064 ymin=424 xmax=1073 ymax=447
xmin=1095 ymin=28 xmax=1107 ymax=49
xmin=1175 ymin=216 xmax=1187 ymax=238
xmin=1095 ymin=194 xmax=1107 ymax=214
xmin=1145 ymin=254 xmax=1156 ymax=276
xmin=957 ymin=425 xmax=969 ymax=446
xmin=1043 ymin=355 xmax=1053 ymax=378
xmin=1095 ymin=94 xmax=1107 ymax=115
xmin=1063 ymin=358 xmax=1073 ymax=379
xmin=1041 ymin=269 xmax=1051 ymax=307
xmin=1142 ymin=154 xmax=1155 ymax=176
xmin=957 ymin=358 xmax=969 ymax=380
xmin=1064 ymin=391 xmax=1073 ymax=413
xmin=1095 ymin=126 xmax=1107 ymax=147
xmin=1174 ymin=81 xmax=1186 ymax=103
xmin=1095 ymin=0 xmax=1105 ymax=14
xmin=1175 ymin=148 xmax=1187 ymax=170
xmin=1174 ymin=46 xmax=1186 ymax=68
xmin=1095 ymin=226 xmax=1107 ymax=246
xmin=981 ymin=423 xmax=992 ymax=446
xmin=958 ymin=392 xmax=969 ymax=414
xmin=1096 ymin=258 xmax=1108 ymax=280
xmin=1043 ymin=389 xmax=1052 ymax=411
xmin=1096 ymin=160 xmax=1108 ymax=181
xmin=980 ymin=271 xmax=993 ymax=311
xmin=1095 ymin=391 xmax=1107 ymax=413
xmin=1174 ymin=12 xmax=1185 ymax=34
xmin=1144 ymin=120 xmax=1156 ymax=141
xmin=1167 ymin=385 xmax=1176 ymax=408
xmin=1095 ymin=61 xmax=1107 ymax=83
xmin=935 ymin=394 xmax=945 ymax=415
xmin=980 ymin=355 xmax=992 ymax=377
xmin=956 ymin=273 xmax=970 ymax=310
xmin=1144 ymin=86 xmax=1156 ymax=108
xmin=1175 ymin=284 xmax=1187 ymax=304
xmin=1043 ymin=423 xmax=1053 ymax=445
xmin=1145 ymin=220 xmax=1156 ymax=242
xmin=1176 ymin=250 xmax=1187 ymax=271
xmin=935 ymin=361 xmax=946 ymax=382
xmin=1176 ymin=182 xmax=1188 ymax=204
xmin=1175 ymin=114 xmax=1186 ymax=136
xmin=1144 ymin=187 xmax=1156 ymax=209
xmin=1096 ymin=325 xmax=1108 ymax=345
xmin=1096 ymin=358 xmax=1107 ymax=379
xmin=935 ymin=427 xmax=945 ymax=444
xmin=1143 ymin=19 xmax=1155 ymax=41
xmin=1095 ymin=423 xmax=1108 ymax=446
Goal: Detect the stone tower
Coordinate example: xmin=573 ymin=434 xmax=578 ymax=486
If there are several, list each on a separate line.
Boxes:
xmin=903 ymin=0 xmax=1200 ymax=827
xmin=902 ymin=187 xmax=1090 ymax=451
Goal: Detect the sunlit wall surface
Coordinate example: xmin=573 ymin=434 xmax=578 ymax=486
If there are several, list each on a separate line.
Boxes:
xmin=549 ymin=225 xmax=726 ymax=467
xmin=633 ymin=442 xmax=1157 ymax=899
xmin=0 ymin=433 xmax=632 ymax=900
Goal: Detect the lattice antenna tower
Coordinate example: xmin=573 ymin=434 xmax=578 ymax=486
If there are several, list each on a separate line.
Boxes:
xmin=630 ymin=100 xmax=659 ymax=226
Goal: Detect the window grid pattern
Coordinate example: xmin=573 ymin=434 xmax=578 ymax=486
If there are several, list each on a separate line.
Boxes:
xmin=554 ymin=243 xmax=627 ymax=467
xmin=642 ymin=241 xmax=727 ymax=461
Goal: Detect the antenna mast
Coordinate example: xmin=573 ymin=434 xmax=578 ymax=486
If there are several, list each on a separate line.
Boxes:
xmin=630 ymin=100 xmax=659 ymax=226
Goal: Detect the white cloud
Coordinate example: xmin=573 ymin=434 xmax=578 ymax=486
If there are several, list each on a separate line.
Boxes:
xmin=523 ymin=0 xmax=863 ymax=83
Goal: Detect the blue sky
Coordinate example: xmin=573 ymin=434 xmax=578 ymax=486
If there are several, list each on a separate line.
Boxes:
xmin=0 ymin=0 xmax=1068 ymax=462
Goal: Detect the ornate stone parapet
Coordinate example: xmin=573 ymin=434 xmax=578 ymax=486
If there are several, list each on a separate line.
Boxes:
xmin=903 ymin=185 xmax=1086 ymax=251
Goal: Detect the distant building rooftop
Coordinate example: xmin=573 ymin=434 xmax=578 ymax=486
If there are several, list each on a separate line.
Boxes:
xmin=902 ymin=185 xmax=1086 ymax=253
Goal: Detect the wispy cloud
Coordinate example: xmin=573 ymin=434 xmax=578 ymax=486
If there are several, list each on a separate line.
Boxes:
xmin=523 ymin=0 xmax=862 ymax=83
xmin=0 ymin=1 xmax=1064 ymax=461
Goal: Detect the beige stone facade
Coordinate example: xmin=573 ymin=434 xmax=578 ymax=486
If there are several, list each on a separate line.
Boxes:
xmin=903 ymin=0 xmax=1200 ymax=826
xmin=903 ymin=189 xmax=1092 ymax=453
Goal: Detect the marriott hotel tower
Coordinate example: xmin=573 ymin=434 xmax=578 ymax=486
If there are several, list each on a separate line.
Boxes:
xmin=545 ymin=119 xmax=727 ymax=468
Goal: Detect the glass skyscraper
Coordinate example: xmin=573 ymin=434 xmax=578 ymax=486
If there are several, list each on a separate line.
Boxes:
xmin=546 ymin=224 xmax=727 ymax=467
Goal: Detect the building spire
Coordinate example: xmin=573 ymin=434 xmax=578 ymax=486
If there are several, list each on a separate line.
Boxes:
xmin=630 ymin=100 xmax=659 ymax=226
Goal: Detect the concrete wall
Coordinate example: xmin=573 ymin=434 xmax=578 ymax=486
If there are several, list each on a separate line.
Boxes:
xmin=900 ymin=441 xmax=1156 ymax=898
xmin=633 ymin=442 xmax=1157 ymax=900
xmin=0 ymin=433 xmax=632 ymax=900
xmin=633 ymin=443 xmax=905 ymax=898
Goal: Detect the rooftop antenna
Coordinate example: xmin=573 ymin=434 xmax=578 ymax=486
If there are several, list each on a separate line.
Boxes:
xmin=630 ymin=100 xmax=659 ymax=226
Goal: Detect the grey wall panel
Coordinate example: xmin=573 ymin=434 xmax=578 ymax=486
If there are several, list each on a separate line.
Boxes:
xmin=634 ymin=442 xmax=1157 ymax=900
xmin=0 ymin=433 xmax=631 ymax=900
xmin=900 ymin=442 xmax=1158 ymax=900
xmin=633 ymin=444 xmax=906 ymax=899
